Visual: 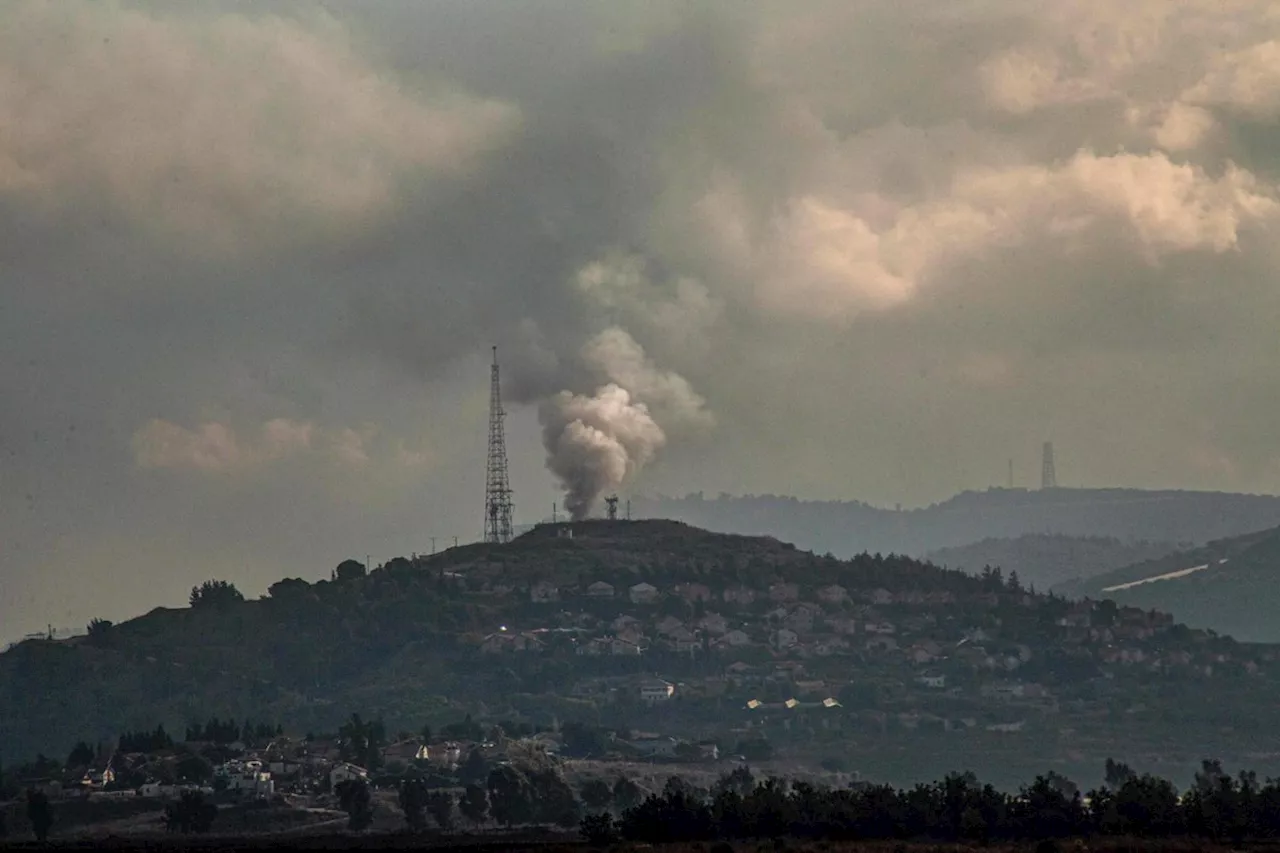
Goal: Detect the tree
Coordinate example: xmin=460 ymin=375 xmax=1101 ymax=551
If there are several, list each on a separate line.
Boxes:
xmin=735 ymin=738 xmax=774 ymax=762
xmin=189 ymin=579 xmax=244 ymax=610
xmin=334 ymin=559 xmax=367 ymax=582
xmin=1104 ymin=758 xmax=1136 ymax=789
xmin=427 ymin=790 xmax=455 ymax=830
xmin=86 ymin=618 xmax=113 ymax=638
xmin=268 ymin=578 xmax=310 ymax=600
xmin=580 ymin=812 xmax=618 ymax=846
xmin=713 ymin=765 xmax=756 ymax=798
xmin=613 ymin=775 xmax=643 ymax=811
xmin=580 ymin=779 xmax=614 ymax=811
xmin=26 ymin=789 xmax=53 ymax=842
xmin=488 ymin=764 xmax=535 ymax=826
xmin=335 ymin=778 xmax=374 ymax=831
xmin=66 ymin=741 xmax=95 ymax=769
xmin=399 ymin=776 xmax=429 ymax=832
xmin=459 ymin=784 xmax=489 ymax=825
xmin=338 ymin=713 xmax=386 ymax=771
xmin=459 ymin=746 xmax=489 ymax=784
xmin=163 ymin=789 xmax=218 ymax=834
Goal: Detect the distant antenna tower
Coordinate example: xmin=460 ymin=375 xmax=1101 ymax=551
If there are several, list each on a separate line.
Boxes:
xmin=483 ymin=346 xmax=514 ymax=543
xmin=1041 ymin=442 xmax=1057 ymax=490
xmin=605 ymin=494 xmax=619 ymax=521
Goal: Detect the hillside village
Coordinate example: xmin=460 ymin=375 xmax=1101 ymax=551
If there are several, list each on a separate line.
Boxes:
xmin=5 ymin=520 xmax=1280 ymax=794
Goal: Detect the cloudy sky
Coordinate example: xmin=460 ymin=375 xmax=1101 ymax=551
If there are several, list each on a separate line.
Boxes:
xmin=5 ymin=0 xmax=1280 ymax=637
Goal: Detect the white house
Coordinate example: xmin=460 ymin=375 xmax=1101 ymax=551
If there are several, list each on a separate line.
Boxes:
xmin=917 ymin=673 xmax=946 ymax=689
xmin=586 ymin=581 xmax=615 ymax=598
xmin=661 ymin=626 xmax=701 ymax=654
xmin=530 ymin=581 xmax=560 ymax=603
xmin=329 ymin=762 xmax=369 ymax=789
xmin=817 ymin=584 xmax=849 ymax=605
xmin=864 ymin=621 xmax=896 ymax=635
xmin=712 ymin=629 xmax=752 ymax=650
xmin=673 ymin=582 xmax=714 ymax=603
xmin=656 ymin=615 xmax=686 ymax=635
xmin=697 ymin=612 xmax=729 ymax=635
xmin=769 ymin=582 xmax=800 ymax=603
xmin=629 ymin=582 xmax=659 ymax=604
xmin=869 ymin=588 xmax=895 ymax=605
xmin=771 ymin=627 xmax=799 ymax=650
xmin=612 ymin=614 xmax=643 ymax=632
xmin=639 ymin=679 xmax=675 ymax=703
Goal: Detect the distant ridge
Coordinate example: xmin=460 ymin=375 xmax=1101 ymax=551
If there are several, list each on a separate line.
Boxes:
xmin=632 ymin=488 xmax=1280 ymax=557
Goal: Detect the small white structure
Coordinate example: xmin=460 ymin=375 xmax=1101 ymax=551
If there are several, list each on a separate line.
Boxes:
xmin=771 ymin=628 xmax=799 ymax=650
xmin=917 ymin=673 xmax=946 ymax=689
xmin=629 ymin=582 xmax=659 ymax=604
xmin=329 ymin=762 xmax=369 ymax=789
xmin=639 ymin=679 xmax=675 ymax=703
xmin=586 ymin=581 xmax=615 ymax=598
xmin=817 ymin=584 xmax=849 ymax=605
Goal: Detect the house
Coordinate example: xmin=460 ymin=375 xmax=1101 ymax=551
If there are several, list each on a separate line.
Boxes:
xmin=909 ymin=640 xmax=943 ymax=664
xmin=712 ymin=629 xmax=752 ymax=651
xmin=612 ymin=614 xmax=643 ymax=632
xmin=587 ymin=581 xmax=615 ymax=598
xmin=865 ymin=636 xmax=899 ymax=652
xmin=810 ymin=636 xmax=850 ymax=656
xmin=639 ymin=679 xmax=675 ymax=703
xmin=656 ymin=615 xmax=686 ymax=636
xmin=329 ymin=763 xmax=368 ymax=789
xmin=986 ymin=720 xmax=1026 ymax=733
xmin=723 ymin=585 xmax=757 ymax=606
xmin=479 ymin=631 xmax=545 ymax=654
xmin=629 ymin=582 xmax=659 ymax=604
xmin=917 ymin=673 xmax=946 ymax=689
xmin=785 ymin=603 xmax=822 ymax=633
xmin=673 ymin=582 xmax=714 ymax=603
xmin=869 ymin=588 xmax=894 ymax=606
xmin=616 ymin=625 xmax=646 ymax=646
xmin=817 ymin=584 xmax=848 ymax=605
xmin=661 ymin=625 xmax=702 ymax=654
xmin=828 ymin=616 xmax=858 ymax=635
xmin=771 ymin=628 xmax=799 ymax=650
xmin=382 ymin=740 xmax=430 ymax=764
xmin=698 ymin=612 xmax=729 ymax=635
xmin=769 ymin=582 xmax=800 ymax=603
xmin=864 ymin=620 xmax=896 ymax=635
xmin=530 ymin=581 xmax=560 ymax=603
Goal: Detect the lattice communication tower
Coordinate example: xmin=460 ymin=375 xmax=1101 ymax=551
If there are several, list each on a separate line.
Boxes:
xmin=483 ymin=346 xmax=514 ymax=543
xmin=1041 ymin=441 xmax=1057 ymax=490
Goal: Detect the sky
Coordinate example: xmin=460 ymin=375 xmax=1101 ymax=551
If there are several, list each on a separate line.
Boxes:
xmin=5 ymin=0 xmax=1280 ymax=637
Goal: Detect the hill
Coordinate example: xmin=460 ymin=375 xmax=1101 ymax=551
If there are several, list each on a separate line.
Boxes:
xmin=632 ymin=488 xmax=1280 ymax=557
xmin=7 ymin=518 xmax=1280 ymax=789
xmin=927 ymin=534 xmax=1185 ymax=591
xmin=1059 ymin=525 xmax=1280 ymax=642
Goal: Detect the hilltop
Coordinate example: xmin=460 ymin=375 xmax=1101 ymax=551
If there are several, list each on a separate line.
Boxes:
xmin=633 ymin=488 xmax=1280 ymax=557
xmin=7 ymin=519 xmax=1280 ymax=790
xmin=927 ymin=534 xmax=1185 ymax=591
xmin=1060 ymin=524 xmax=1280 ymax=642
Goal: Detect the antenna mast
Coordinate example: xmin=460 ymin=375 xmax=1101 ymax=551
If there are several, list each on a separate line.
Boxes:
xmin=1041 ymin=442 xmax=1057 ymax=490
xmin=483 ymin=346 xmax=515 ymax=543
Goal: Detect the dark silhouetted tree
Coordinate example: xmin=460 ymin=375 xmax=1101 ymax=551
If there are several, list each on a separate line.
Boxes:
xmin=164 ymin=789 xmax=218 ymax=833
xmin=399 ymin=776 xmax=429 ymax=832
xmin=336 ymin=777 xmax=374 ymax=831
xmin=334 ymin=559 xmax=367 ymax=582
xmin=86 ymin=618 xmax=113 ymax=638
xmin=459 ymin=784 xmax=488 ymax=825
xmin=189 ymin=580 xmax=244 ymax=609
xmin=66 ymin=741 xmax=95 ymax=769
xmin=428 ymin=790 xmax=455 ymax=830
xmin=580 ymin=779 xmax=614 ymax=811
xmin=26 ymin=789 xmax=53 ymax=842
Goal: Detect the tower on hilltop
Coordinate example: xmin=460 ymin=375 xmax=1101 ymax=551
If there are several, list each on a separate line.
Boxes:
xmin=483 ymin=346 xmax=514 ymax=543
xmin=1041 ymin=441 xmax=1057 ymax=490
xmin=605 ymin=494 xmax=619 ymax=521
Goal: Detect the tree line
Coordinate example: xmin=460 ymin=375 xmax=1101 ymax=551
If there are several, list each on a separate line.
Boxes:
xmin=581 ymin=760 xmax=1280 ymax=844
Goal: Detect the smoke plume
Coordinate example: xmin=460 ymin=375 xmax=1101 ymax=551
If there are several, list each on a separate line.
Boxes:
xmin=540 ymin=327 xmax=712 ymax=519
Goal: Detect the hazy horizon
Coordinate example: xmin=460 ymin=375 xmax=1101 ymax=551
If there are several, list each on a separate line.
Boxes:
xmin=7 ymin=0 xmax=1280 ymax=637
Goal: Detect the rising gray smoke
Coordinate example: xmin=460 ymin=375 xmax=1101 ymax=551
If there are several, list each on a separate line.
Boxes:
xmin=540 ymin=327 xmax=712 ymax=519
